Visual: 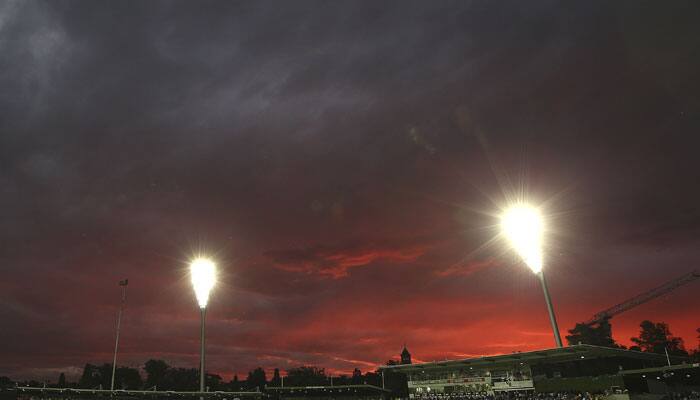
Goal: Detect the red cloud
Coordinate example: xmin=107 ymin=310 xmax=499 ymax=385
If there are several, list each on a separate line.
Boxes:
xmin=435 ymin=258 xmax=497 ymax=277
xmin=265 ymin=243 xmax=428 ymax=278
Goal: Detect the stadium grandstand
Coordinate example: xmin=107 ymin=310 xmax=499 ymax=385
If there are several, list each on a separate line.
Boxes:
xmin=619 ymin=363 xmax=700 ymax=394
xmin=378 ymin=344 xmax=697 ymax=397
xmin=266 ymin=384 xmax=390 ymax=400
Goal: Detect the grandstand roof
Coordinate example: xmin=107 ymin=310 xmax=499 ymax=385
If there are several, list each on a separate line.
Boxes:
xmin=378 ymin=344 xmax=684 ymax=373
xmin=618 ymin=362 xmax=700 ymax=376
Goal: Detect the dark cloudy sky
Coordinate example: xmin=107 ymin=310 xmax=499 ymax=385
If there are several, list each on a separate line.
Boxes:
xmin=2 ymin=0 xmax=700 ymax=382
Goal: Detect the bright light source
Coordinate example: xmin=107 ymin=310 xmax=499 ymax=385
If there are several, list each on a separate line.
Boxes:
xmin=190 ymin=258 xmax=216 ymax=308
xmin=501 ymin=205 xmax=543 ymax=273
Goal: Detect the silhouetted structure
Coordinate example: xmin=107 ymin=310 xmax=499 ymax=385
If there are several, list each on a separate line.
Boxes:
xmin=401 ymin=346 xmax=412 ymax=365
xmin=619 ymin=363 xmax=700 ymax=394
xmin=379 ymin=344 xmax=691 ymax=397
xmin=566 ymin=317 xmax=619 ymax=347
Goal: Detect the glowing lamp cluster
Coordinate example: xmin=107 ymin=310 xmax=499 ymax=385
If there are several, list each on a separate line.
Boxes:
xmin=190 ymin=258 xmax=216 ymax=308
xmin=501 ymin=205 xmax=544 ymax=274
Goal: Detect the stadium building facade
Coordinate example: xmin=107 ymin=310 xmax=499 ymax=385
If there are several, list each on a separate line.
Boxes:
xmin=379 ymin=344 xmax=694 ymax=397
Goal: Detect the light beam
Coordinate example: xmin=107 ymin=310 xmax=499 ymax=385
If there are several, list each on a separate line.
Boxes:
xmin=500 ymin=203 xmax=562 ymax=347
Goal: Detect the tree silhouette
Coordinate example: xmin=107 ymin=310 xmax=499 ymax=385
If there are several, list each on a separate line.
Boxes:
xmin=630 ymin=320 xmax=687 ymax=356
xmin=206 ymin=373 xmax=223 ymax=391
xmin=163 ymin=368 xmax=199 ymax=391
xmin=144 ymin=359 xmax=170 ymax=389
xmin=0 ymin=376 xmax=15 ymax=389
xmin=58 ymin=373 xmax=66 ymax=388
xmin=351 ymin=368 xmax=362 ymax=385
xmin=246 ymin=367 xmax=267 ymax=391
xmin=115 ymin=366 xmax=143 ymax=389
xmin=286 ymin=366 xmax=325 ymax=386
xmin=332 ymin=374 xmax=351 ymax=385
xmin=566 ymin=318 xmax=619 ymax=347
xmin=78 ymin=363 xmax=142 ymax=389
xmin=79 ymin=364 xmax=100 ymax=388
xmin=270 ymin=368 xmax=281 ymax=387
xmin=362 ymin=371 xmax=381 ymax=386
xmin=230 ymin=375 xmax=241 ymax=391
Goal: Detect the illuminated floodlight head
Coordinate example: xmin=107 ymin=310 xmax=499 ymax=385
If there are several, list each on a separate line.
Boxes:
xmin=501 ymin=205 xmax=543 ymax=273
xmin=190 ymin=258 xmax=216 ymax=308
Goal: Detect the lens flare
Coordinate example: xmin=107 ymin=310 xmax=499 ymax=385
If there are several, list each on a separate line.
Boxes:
xmin=501 ymin=205 xmax=543 ymax=273
xmin=190 ymin=258 xmax=216 ymax=308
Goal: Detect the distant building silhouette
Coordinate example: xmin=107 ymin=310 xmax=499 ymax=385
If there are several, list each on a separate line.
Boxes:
xmin=400 ymin=345 xmax=412 ymax=365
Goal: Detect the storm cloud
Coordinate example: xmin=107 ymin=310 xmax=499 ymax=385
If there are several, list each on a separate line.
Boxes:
xmin=1 ymin=0 xmax=700 ymax=381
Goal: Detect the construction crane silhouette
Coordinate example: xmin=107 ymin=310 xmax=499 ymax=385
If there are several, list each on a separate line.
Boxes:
xmin=584 ymin=269 xmax=700 ymax=326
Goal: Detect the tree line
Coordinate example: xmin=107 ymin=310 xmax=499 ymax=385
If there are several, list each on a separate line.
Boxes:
xmin=0 ymin=360 xmax=407 ymax=397
xmin=566 ymin=319 xmax=700 ymax=357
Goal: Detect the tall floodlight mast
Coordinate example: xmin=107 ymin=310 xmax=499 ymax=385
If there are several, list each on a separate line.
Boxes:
xmin=502 ymin=205 xmax=563 ymax=348
xmin=110 ymin=279 xmax=128 ymax=391
xmin=190 ymin=258 xmax=216 ymax=395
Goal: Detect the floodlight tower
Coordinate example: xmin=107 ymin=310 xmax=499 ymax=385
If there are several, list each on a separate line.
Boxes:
xmin=502 ymin=205 xmax=563 ymax=348
xmin=110 ymin=279 xmax=128 ymax=391
xmin=190 ymin=258 xmax=216 ymax=394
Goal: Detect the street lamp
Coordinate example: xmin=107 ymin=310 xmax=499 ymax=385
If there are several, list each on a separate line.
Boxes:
xmin=190 ymin=258 xmax=216 ymax=393
xmin=501 ymin=205 xmax=563 ymax=348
